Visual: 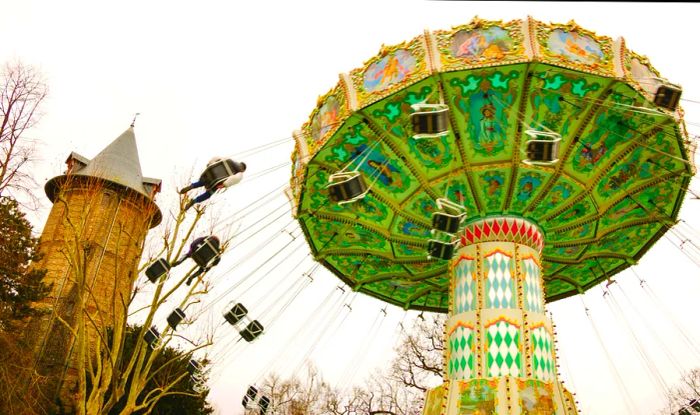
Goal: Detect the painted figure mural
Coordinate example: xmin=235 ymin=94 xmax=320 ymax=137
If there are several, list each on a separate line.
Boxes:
xmin=363 ymin=49 xmax=417 ymax=93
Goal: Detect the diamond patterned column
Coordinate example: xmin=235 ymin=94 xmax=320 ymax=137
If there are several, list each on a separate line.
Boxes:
xmin=426 ymin=216 xmax=578 ymax=415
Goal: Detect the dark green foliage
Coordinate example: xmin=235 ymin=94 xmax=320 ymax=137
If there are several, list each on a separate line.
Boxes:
xmin=106 ymin=325 xmax=214 ymax=415
xmin=0 ymin=196 xmax=49 ymax=330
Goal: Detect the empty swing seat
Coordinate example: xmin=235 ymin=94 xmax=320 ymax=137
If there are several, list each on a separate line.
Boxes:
xmin=224 ymin=303 xmax=248 ymax=326
xmin=428 ymin=240 xmax=455 ymax=261
xmin=411 ymin=103 xmax=450 ymax=139
xmin=191 ymin=236 xmax=221 ymax=268
xmin=246 ymin=386 xmax=259 ymax=401
xmin=525 ymin=140 xmax=559 ymax=162
xmin=146 ymin=258 xmax=171 ymax=283
xmin=242 ymin=385 xmax=258 ymax=407
xmin=143 ymin=326 xmax=160 ymax=349
xmin=240 ymin=320 xmax=264 ymax=342
xmin=201 ymin=159 xmax=245 ymax=190
xmin=327 ymin=172 xmax=368 ymax=204
xmin=524 ymin=130 xmax=561 ymax=165
xmin=259 ymin=395 xmax=271 ymax=414
xmin=432 ymin=212 xmax=462 ymax=234
xmin=192 ymin=379 xmax=208 ymax=394
xmin=167 ymin=308 xmax=186 ymax=330
xmin=187 ymin=359 xmax=201 ymax=376
xmin=654 ymin=84 xmax=682 ymax=111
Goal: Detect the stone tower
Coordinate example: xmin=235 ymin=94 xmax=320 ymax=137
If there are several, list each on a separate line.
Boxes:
xmin=26 ymin=126 xmax=162 ymax=412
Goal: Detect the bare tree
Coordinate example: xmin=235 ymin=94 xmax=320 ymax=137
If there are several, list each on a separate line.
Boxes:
xmin=262 ymin=365 xmax=330 ymax=415
xmin=0 ymin=61 xmax=48 ymax=206
xmin=390 ymin=313 xmax=444 ymax=393
xmin=659 ymin=368 xmax=700 ymax=415
xmin=257 ymin=314 xmax=445 ymax=415
xmin=24 ymin=175 xmax=224 ymax=414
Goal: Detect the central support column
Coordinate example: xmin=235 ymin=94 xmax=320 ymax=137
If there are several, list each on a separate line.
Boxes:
xmin=422 ymin=217 xmax=578 ymax=415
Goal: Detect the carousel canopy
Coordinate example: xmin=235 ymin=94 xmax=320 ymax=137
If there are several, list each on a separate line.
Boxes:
xmin=289 ymin=17 xmax=695 ymax=312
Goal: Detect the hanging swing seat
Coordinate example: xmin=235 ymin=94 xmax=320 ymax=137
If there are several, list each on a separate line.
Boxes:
xmin=224 ymin=303 xmax=248 ymax=326
xmin=188 ymin=359 xmax=202 ymax=376
xmin=523 ymin=130 xmax=562 ymax=166
xmin=167 ymin=308 xmax=186 ymax=330
xmin=432 ymin=198 xmax=467 ymax=234
xmin=240 ymin=320 xmax=264 ymax=342
xmin=192 ymin=380 xmax=208 ymax=394
xmin=242 ymin=386 xmax=259 ymax=408
xmin=143 ymin=326 xmax=161 ymax=349
xmin=327 ymin=171 xmax=369 ymax=205
xmin=259 ymin=396 xmax=271 ymax=414
xmin=654 ymin=83 xmax=682 ymax=111
xmin=200 ymin=159 xmax=245 ymax=190
xmin=146 ymin=258 xmax=171 ymax=283
xmin=410 ymin=103 xmax=450 ymax=139
xmin=427 ymin=239 xmax=456 ymax=261
xmin=191 ymin=236 xmax=221 ymax=268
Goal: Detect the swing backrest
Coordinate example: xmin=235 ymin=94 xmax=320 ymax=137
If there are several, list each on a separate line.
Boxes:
xmin=432 ymin=198 xmax=466 ymax=234
xmin=523 ymin=130 xmax=562 ymax=165
xmin=224 ymin=303 xmax=248 ymax=326
xmin=240 ymin=320 xmax=264 ymax=342
xmin=201 ymin=159 xmax=243 ymax=190
xmin=188 ymin=359 xmax=202 ymax=376
xmin=328 ymin=172 xmax=368 ymax=204
xmin=145 ymin=258 xmax=171 ymax=283
xmin=167 ymin=308 xmax=186 ymax=330
xmin=259 ymin=396 xmax=271 ymax=414
xmin=143 ymin=326 xmax=161 ymax=349
xmin=432 ymin=212 xmax=463 ymax=234
xmin=654 ymin=84 xmax=682 ymax=111
xmin=410 ymin=103 xmax=450 ymax=139
xmin=427 ymin=239 xmax=455 ymax=261
xmin=192 ymin=236 xmax=221 ymax=268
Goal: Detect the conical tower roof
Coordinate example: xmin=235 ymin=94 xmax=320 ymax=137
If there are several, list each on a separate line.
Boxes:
xmin=45 ymin=126 xmax=162 ymax=227
xmin=77 ymin=127 xmax=149 ymax=197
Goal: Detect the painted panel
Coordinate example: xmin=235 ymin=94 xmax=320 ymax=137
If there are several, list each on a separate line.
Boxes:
xmin=456 ymin=379 xmax=498 ymax=415
xmin=424 ymin=385 xmax=447 ymax=415
xmin=518 ymin=380 xmax=556 ymax=415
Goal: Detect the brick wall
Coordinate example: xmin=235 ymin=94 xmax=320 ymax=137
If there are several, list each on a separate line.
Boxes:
xmin=25 ymin=177 xmax=159 ymax=412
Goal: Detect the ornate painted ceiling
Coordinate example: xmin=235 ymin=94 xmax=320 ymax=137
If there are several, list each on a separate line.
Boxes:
xmin=289 ymin=17 xmax=695 ymax=312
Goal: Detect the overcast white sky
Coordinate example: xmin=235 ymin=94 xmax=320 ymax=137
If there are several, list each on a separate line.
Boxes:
xmin=2 ymin=1 xmax=700 ymax=414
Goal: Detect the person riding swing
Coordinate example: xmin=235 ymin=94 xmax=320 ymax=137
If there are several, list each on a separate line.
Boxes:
xmin=171 ymin=236 xmax=222 ymax=285
xmin=180 ymin=157 xmax=247 ymax=211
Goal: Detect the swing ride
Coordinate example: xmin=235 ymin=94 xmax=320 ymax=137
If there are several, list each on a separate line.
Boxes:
xmin=288 ymin=17 xmax=695 ymax=414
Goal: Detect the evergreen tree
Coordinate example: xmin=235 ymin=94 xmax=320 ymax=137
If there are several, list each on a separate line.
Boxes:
xmin=0 ymin=195 xmax=49 ymax=330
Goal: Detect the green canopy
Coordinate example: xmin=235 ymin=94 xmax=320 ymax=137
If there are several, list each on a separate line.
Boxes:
xmin=289 ymin=17 xmax=693 ymax=312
